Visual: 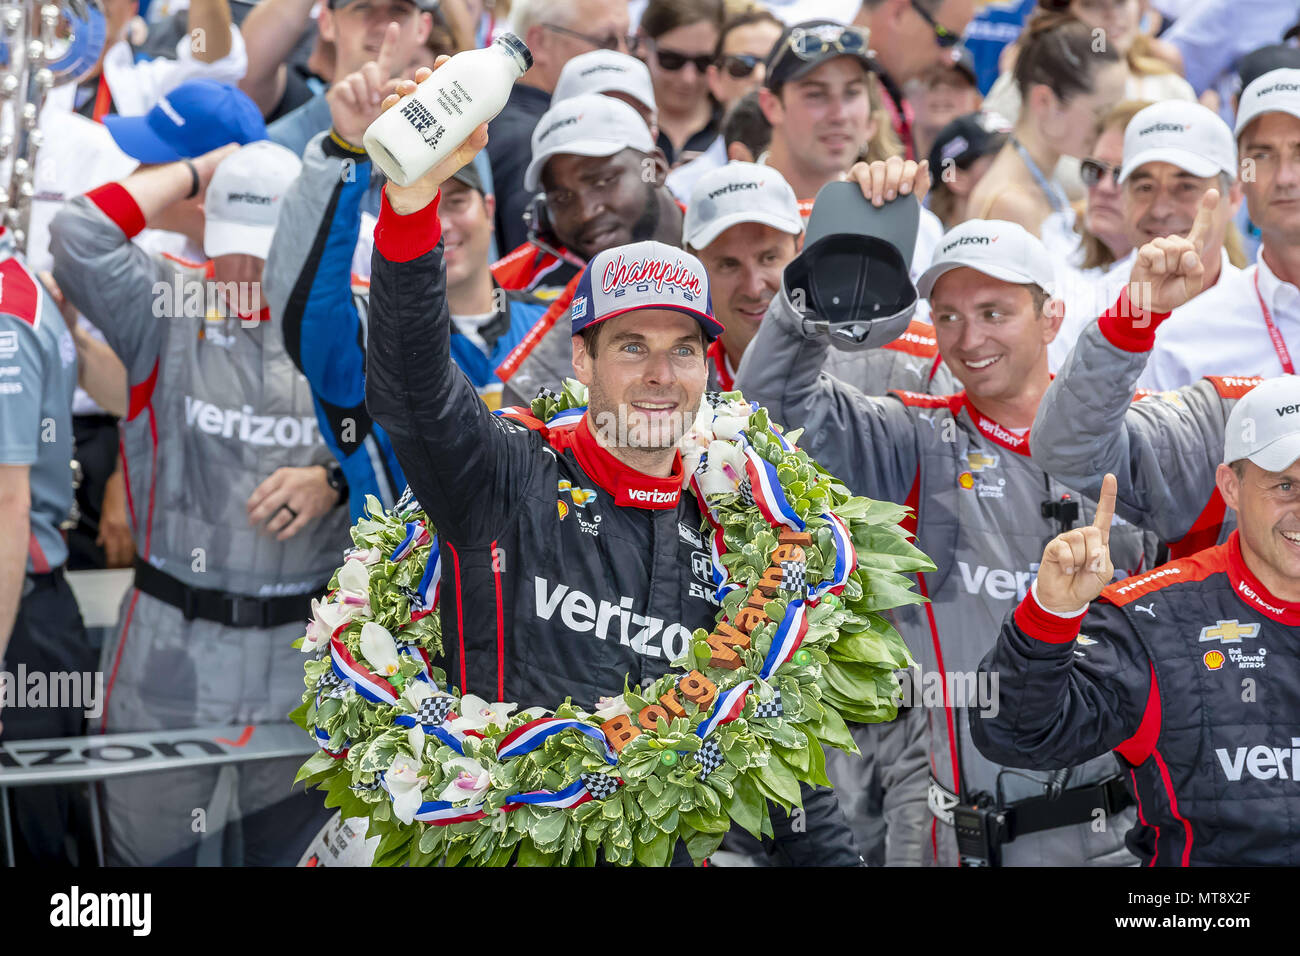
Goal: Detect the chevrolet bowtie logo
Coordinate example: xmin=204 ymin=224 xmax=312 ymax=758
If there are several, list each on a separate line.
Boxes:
xmin=1198 ymin=620 xmax=1261 ymax=644
xmin=966 ymin=452 xmax=998 ymax=472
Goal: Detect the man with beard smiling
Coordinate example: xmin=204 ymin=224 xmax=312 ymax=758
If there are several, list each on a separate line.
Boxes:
xmin=495 ymin=94 xmax=688 ymax=406
xmin=362 ymin=62 xmax=862 ymax=865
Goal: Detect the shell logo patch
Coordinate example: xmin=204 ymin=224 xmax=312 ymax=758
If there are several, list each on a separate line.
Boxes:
xmin=557 ymin=480 xmax=597 ymax=519
xmin=958 ymin=471 xmax=974 ymax=490
xmin=1203 ymin=650 xmax=1225 ymax=671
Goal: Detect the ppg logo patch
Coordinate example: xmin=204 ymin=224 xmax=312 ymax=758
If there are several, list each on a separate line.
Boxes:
xmin=571 ymin=296 xmax=588 ymax=321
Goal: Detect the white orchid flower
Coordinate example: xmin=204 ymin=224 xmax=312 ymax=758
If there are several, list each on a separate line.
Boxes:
xmin=436 ymin=756 xmax=491 ymax=805
xmin=697 ymin=440 xmax=746 ymax=496
xmin=345 ymin=546 xmax=382 ymax=566
xmin=593 ymin=695 xmax=632 ymax=720
xmin=407 ymin=725 xmax=427 ymax=763
xmin=448 ymin=694 xmax=517 ymax=733
xmin=336 ymin=559 xmax=372 ymax=613
xmin=710 ymin=413 xmax=751 ymax=441
xmin=302 ymin=597 xmax=352 ymax=653
xmin=385 ymin=754 xmax=428 ymax=824
xmin=518 ymin=706 xmax=550 ymax=721
xmin=359 ymin=621 xmax=401 ymax=679
xmin=400 ymin=680 xmax=437 ymax=709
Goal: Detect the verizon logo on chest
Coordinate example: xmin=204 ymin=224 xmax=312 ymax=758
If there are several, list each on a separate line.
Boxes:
xmin=533 ymin=576 xmax=698 ymax=661
xmin=183 ymin=396 xmax=320 ymax=447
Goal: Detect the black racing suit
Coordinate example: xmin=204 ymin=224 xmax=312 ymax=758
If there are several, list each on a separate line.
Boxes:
xmin=973 ymin=533 xmax=1300 ymax=866
xmin=364 ymin=188 xmax=860 ymax=865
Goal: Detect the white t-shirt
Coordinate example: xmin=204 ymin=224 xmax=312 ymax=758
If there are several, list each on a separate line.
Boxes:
xmin=452 ymin=310 xmax=498 ymax=356
xmin=1137 ymin=248 xmax=1300 ymax=391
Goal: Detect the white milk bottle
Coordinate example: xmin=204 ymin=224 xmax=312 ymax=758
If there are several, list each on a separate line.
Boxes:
xmin=363 ymin=33 xmax=532 ymax=187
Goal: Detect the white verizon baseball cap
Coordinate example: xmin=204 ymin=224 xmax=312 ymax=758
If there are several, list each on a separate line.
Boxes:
xmin=553 ymin=50 xmax=657 ymax=114
xmin=1224 ymin=375 xmax=1300 ymax=471
xmin=682 ymin=162 xmax=803 ymax=250
xmin=204 ymin=141 xmax=302 ymax=259
xmin=1235 ymin=68 xmax=1300 ymax=137
xmin=523 ymin=94 xmax=654 ymax=192
xmin=916 ymin=219 xmax=1056 ymax=299
xmin=1119 ymin=100 xmax=1237 ymax=184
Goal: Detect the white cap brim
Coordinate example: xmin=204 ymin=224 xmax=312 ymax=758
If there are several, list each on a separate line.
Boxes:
xmin=1236 ymin=101 xmax=1300 ymax=137
xmin=524 ymin=139 xmax=626 ymax=192
xmin=205 ymin=220 xmax=277 ymax=260
xmin=686 ymin=209 xmax=804 ymax=250
xmin=1246 ymin=433 xmax=1300 ymax=473
xmin=916 ymin=260 xmax=1049 ymax=299
xmin=1119 ymin=147 xmax=1224 ymax=183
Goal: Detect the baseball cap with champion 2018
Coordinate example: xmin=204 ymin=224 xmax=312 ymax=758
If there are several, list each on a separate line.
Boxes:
xmin=103 ymin=79 xmax=267 ymax=163
xmin=523 ymin=94 xmax=654 ymax=193
xmin=1224 ymin=376 xmax=1300 ymax=472
xmin=204 ymin=141 xmax=303 ymax=260
xmin=1118 ymin=100 xmax=1237 ymax=185
xmin=570 ymin=240 xmax=724 ymax=341
xmin=682 ymin=162 xmax=802 ymax=250
xmin=553 ymin=50 xmax=657 ymax=114
xmin=916 ymin=219 xmax=1057 ymax=300
xmin=1235 ymin=68 xmax=1300 ymax=138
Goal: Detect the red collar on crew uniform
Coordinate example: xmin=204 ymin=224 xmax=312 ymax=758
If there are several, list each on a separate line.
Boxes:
xmin=563 ymin=415 xmax=683 ymax=510
xmin=1226 ymin=531 xmax=1300 ymax=626
xmin=961 ymin=395 xmax=1032 ymax=456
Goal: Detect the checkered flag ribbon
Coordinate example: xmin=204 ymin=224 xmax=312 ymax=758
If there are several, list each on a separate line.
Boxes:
xmin=580 ymin=773 xmax=620 ymax=800
xmin=535 ymin=386 xmax=560 ymax=403
xmin=415 ymin=695 xmax=455 ymax=727
xmin=394 ymin=484 xmax=419 ymax=516
xmin=705 ymin=390 xmax=725 ymax=408
xmin=695 ymin=737 xmax=726 ymax=780
xmin=753 ymin=690 xmax=784 ymax=719
xmin=779 ymin=561 xmax=806 ymax=595
xmin=350 ymin=779 xmax=381 ymax=791
xmin=316 ymin=670 xmax=350 ymax=700
xmin=737 ymin=476 xmax=755 ymax=508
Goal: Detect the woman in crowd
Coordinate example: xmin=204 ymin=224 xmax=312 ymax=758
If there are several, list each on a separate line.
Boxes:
xmin=967 ymin=13 xmax=1125 ymax=238
xmin=638 ymin=0 xmax=727 ymax=167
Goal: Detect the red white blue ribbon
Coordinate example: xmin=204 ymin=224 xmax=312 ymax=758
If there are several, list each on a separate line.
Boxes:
xmin=759 ymin=599 xmax=809 ymax=680
xmin=378 ymin=773 xmax=488 ymax=825
xmin=314 ymin=725 xmax=349 ymax=759
xmin=740 ymin=438 xmax=805 ymax=531
xmin=695 ymin=679 xmax=753 ymax=739
xmin=711 ymin=528 xmax=741 ymax=603
xmin=502 ymin=779 xmax=593 ymax=810
xmin=497 ymin=717 xmax=618 ymax=765
xmin=394 ymin=714 xmax=468 ymax=755
xmin=808 ymin=512 xmax=856 ymax=599
xmin=390 ymin=521 xmax=431 ymax=563
xmin=410 ymin=538 xmax=442 ymax=619
xmin=546 ymin=406 xmax=586 ymax=430
xmin=330 ymin=636 xmax=400 ymax=706
xmin=397 ymin=644 xmax=435 ymax=683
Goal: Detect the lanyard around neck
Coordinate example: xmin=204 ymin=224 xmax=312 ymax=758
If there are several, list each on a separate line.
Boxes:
xmin=1254 ymin=268 xmax=1296 ymax=375
xmin=1011 ymin=137 xmax=1067 ymax=215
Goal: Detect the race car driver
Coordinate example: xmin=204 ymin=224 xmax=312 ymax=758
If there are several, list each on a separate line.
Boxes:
xmin=736 ymin=156 xmax=1163 ymax=866
xmin=49 ymin=142 xmax=351 ymax=866
xmin=973 ymin=377 xmax=1300 ymax=865
xmin=362 ymin=62 xmax=861 ymax=866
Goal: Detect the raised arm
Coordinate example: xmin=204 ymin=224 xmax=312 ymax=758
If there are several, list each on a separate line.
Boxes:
xmin=1031 ymin=191 xmax=1229 ymax=543
xmin=188 ymin=0 xmax=234 ymax=64
xmin=237 ymin=0 xmax=318 ymax=115
xmin=971 ymin=476 xmax=1154 ymax=770
xmin=49 ymin=146 xmax=237 ymax=385
xmin=364 ymin=64 xmax=536 ymax=542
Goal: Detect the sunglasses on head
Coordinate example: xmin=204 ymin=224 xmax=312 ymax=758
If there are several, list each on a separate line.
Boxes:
xmin=652 ymin=46 xmax=714 ymax=73
xmin=785 ymin=24 xmax=869 ymax=61
xmin=718 ymin=53 xmax=763 ymax=78
xmin=1080 ymin=158 xmax=1121 ymax=188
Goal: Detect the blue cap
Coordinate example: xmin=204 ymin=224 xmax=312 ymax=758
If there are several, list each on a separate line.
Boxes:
xmin=104 ymin=80 xmax=267 ymax=163
xmin=570 ymin=241 xmax=723 ymax=341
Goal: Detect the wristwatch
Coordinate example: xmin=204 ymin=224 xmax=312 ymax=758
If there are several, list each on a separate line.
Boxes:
xmin=326 ymin=463 xmax=348 ymax=507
